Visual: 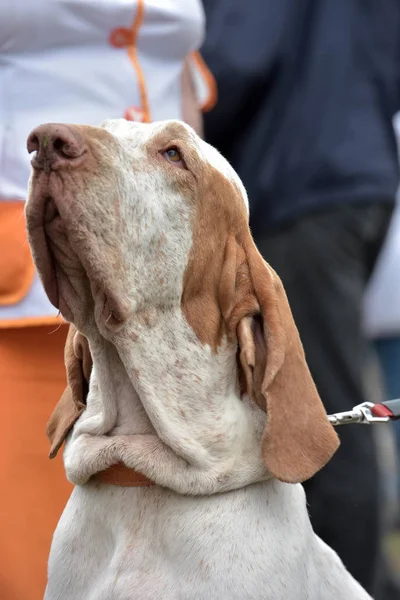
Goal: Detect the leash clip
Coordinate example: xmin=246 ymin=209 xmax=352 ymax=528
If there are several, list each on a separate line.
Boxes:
xmin=328 ymin=402 xmax=390 ymax=426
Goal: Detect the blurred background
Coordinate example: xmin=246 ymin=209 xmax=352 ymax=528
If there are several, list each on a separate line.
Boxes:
xmin=1 ymin=1 xmax=400 ymax=598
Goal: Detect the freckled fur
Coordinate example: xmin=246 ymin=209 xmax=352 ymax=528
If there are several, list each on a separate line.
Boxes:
xmin=25 ymin=119 xmax=371 ymax=600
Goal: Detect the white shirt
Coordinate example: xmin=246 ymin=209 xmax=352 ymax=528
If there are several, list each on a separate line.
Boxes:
xmin=0 ymin=0 xmax=208 ymax=323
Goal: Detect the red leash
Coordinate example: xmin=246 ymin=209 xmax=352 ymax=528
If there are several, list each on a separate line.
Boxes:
xmin=328 ymin=399 xmax=400 ymax=426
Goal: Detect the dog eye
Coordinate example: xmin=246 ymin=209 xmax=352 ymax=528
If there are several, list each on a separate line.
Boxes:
xmin=163 ymin=147 xmax=183 ymax=164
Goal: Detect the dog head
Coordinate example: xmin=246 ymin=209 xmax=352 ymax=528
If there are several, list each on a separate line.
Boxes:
xmin=26 ymin=119 xmax=339 ymax=483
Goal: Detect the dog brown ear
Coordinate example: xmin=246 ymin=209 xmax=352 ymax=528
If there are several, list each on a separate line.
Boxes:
xmin=220 ymin=234 xmax=339 ymax=483
xmin=46 ymin=325 xmax=91 ymax=459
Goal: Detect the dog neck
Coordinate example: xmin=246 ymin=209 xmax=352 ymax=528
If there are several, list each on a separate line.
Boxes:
xmin=63 ymin=308 xmax=268 ymax=493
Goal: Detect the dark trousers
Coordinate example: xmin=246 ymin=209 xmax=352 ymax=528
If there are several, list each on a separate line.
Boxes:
xmin=255 ymin=203 xmax=393 ymax=595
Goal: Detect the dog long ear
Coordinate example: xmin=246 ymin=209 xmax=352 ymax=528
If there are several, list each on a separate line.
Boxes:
xmin=220 ymin=234 xmax=339 ymax=483
xmin=46 ymin=325 xmax=91 ymax=459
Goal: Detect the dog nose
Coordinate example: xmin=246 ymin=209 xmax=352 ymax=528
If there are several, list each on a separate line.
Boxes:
xmin=27 ymin=124 xmax=87 ymax=171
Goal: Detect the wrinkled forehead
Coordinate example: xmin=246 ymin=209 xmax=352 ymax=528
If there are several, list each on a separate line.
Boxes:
xmin=100 ymin=119 xmax=249 ymax=214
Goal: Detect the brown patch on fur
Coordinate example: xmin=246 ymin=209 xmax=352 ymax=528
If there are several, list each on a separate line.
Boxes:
xmin=75 ymin=124 xmax=115 ymax=147
xmin=147 ymin=122 xmax=193 ymax=151
xmin=145 ymin=123 xmax=198 ymax=201
xmin=47 ymin=325 xmax=92 ymax=458
xmin=181 ymin=166 xmax=339 ymax=483
xmin=62 ymin=124 xmax=117 ymax=175
xmin=181 ymin=166 xmax=248 ymax=352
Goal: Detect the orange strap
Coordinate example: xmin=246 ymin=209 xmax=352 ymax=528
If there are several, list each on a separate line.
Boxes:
xmin=93 ymin=463 xmax=154 ymax=487
xmin=190 ymin=51 xmax=218 ymax=113
xmin=0 ymin=201 xmax=35 ymax=306
xmin=109 ymin=0 xmax=150 ymax=124
xmin=127 ymin=0 xmax=151 ymax=123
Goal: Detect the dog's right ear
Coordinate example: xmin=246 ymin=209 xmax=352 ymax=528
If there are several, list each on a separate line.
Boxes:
xmin=46 ymin=325 xmax=91 ymax=459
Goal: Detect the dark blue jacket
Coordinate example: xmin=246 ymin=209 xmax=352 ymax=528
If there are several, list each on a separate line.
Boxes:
xmin=201 ymin=0 xmax=400 ymax=233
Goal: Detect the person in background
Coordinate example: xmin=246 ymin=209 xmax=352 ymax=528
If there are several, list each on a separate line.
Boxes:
xmin=0 ymin=1 xmax=215 ymax=598
xmin=201 ymin=0 xmax=400 ymax=597
xmin=364 ymin=113 xmax=400 ymax=505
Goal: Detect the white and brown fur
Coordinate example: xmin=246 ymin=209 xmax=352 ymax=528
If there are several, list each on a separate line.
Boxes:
xmin=26 ymin=119 xmax=371 ymax=599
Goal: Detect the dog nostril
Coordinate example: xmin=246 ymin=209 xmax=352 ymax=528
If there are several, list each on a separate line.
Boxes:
xmin=53 ymin=137 xmax=70 ymax=159
xmin=27 ymin=134 xmax=40 ymax=154
xmin=53 ymin=135 xmax=85 ymax=159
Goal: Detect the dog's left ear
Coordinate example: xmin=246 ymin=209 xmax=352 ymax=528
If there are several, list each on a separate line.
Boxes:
xmin=46 ymin=325 xmax=91 ymax=459
xmin=220 ymin=234 xmax=339 ymax=483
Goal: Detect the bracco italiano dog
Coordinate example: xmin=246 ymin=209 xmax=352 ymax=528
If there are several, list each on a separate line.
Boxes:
xmin=25 ymin=119 xmax=371 ymax=599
